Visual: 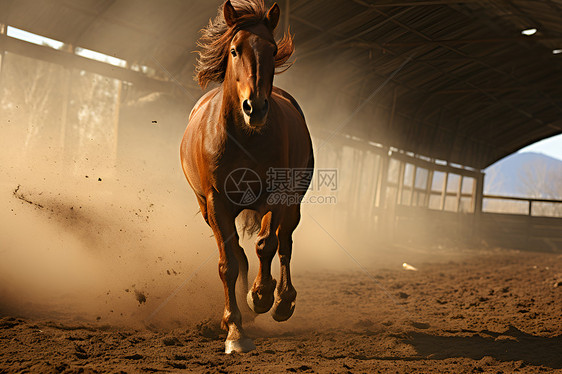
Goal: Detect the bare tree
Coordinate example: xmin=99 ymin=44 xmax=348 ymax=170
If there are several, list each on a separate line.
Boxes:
xmin=0 ymin=53 xmax=67 ymax=156
xmin=0 ymin=52 xmax=121 ymax=173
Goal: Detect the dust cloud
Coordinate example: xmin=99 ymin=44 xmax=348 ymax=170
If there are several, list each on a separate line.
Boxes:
xmin=0 ymin=138 xmax=227 ymax=329
xmin=0 ymin=47 xmax=468 ymax=335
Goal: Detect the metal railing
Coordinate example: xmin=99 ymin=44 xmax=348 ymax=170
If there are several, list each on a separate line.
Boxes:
xmin=483 ymin=194 xmax=562 ymax=217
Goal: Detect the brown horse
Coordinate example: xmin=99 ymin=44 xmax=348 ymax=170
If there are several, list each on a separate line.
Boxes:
xmin=180 ymin=0 xmax=313 ymax=354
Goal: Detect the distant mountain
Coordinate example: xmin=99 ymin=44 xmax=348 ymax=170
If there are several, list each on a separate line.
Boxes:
xmin=484 ymin=152 xmax=562 ymax=198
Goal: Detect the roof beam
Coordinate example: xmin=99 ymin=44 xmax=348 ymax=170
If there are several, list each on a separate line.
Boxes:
xmin=291 ymin=9 xmax=559 ymax=167
xmin=352 ymin=0 xmax=485 ymax=7
xmin=292 ymin=14 xmax=537 ymax=165
xmin=544 ymin=0 xmax=562 ymax=15
xmin=333 ymin=56 xmax=555 ymax=168
xmin=379 ymin=36 xmax=562 ymax=47
xmin=504 ymin=0 xmax=544 ymax=32
xmin=42 ymin=0 xmax=186 ymax=63
xmin=48 ymin=0 xmax=162 ymax=45
xmin=70 ymin=0 xmax=116 ymax=46
xmin=294 ymin=7 xmax=413 ymax=60
xmin=352 ymin=1 xmax=562 ymax=115
xmin=0 ymin=0 xmax=15 ymax=23
xmin=435 ymin=85 xmax=562 ymax=94
xmin=0 ymin=33 xmax=175 ymax=93
xmin=339 ymin=79 xmax=499 ymax=167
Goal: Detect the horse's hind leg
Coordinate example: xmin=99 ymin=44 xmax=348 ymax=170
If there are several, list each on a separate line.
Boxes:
xmin=271 ymin=205 xmax=300 ymax=322
xmin=247 ymin=211 xmax=279 ymax=313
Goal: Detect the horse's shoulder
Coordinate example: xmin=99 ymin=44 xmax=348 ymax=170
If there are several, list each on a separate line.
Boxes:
xmin=189 ymin=87 xmax=221 ymax=121
xmin=272 ymin=87 xmax=305 ymax=121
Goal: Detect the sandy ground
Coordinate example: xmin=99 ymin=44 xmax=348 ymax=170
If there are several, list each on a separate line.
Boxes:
xmin=1 ymin=248 xmax=561 ymax=373
xmin=0 ymin=155 xmax=561 ymax=373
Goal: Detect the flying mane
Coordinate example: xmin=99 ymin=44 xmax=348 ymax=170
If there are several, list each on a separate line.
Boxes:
xmin=195 ymin=0 xmax=294 ymax=89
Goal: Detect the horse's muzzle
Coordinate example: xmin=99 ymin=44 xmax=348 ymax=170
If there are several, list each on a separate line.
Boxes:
xmin=242 ymin=98 xmax=269 ymax=127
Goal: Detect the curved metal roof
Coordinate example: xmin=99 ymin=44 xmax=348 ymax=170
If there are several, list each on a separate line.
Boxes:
xmin=2 ymin=0 xmax=561 ymax=169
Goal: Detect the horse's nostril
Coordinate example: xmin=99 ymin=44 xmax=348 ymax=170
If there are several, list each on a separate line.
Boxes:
xmin=243 ymin=100 xmax=252 ymax=115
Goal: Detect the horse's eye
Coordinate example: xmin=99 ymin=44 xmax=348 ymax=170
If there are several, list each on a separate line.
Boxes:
xmin=230 ymin=48 xmax=237 ymax=57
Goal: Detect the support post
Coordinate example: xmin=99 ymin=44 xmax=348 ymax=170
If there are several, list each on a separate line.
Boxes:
xmin=473 ymin=171 xmax=485 ymax=243
xmin=375 ymin=150 xmax=389 ymax=209
xmin=409 ymin=165 xmax=417 ymax=206
xmin=474 ymin=172 xmax=484 ymax=215
xmin=470 ymin=175 xmax=477 ymax=213
xmin=440 ymin=172 xmax=449 ymax=211
xmin=369 ymin=153 xmax=381 ymax=218
xmin=456 ymin=175 xmax=464 ymax=212
xmin=396 ymin=160 xmax=405 ymax=206
xmin=388 ymin=156 xmax=400 ymax=242
xmin=375 ymin=150 xmax=390 ymax=238
xmin=351 ymin=149 xmax=364 ymax=216
xmin=425 ymin=169 xmax=434 ymax=208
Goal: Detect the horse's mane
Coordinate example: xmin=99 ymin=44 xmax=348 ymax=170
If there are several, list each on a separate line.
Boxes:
xmin=195 ymin=0 xmax=294 ymax=89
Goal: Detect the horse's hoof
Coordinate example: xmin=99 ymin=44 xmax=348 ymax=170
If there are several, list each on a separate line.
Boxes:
xmin=224 ymin=338 xmax=256 ymax=354
xmin=270 ymin=290 xmax=296 ymax=322
xmin=246 ymin=279 xmax=276 ymax=314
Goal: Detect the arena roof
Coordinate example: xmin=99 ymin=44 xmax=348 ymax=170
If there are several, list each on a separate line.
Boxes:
xmin=1 ymin=0 xmax=561 ymax=169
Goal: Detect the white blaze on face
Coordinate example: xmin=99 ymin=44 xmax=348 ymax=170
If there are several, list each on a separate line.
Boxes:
xmin=238 ymin=82 xmax=252 ymax=125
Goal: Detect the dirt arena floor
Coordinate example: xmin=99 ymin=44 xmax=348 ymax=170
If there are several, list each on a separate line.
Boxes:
xmin=0 ymin=162 xmax=561 ymax=373
xmin=1 ymin=248 xmax=561 ymax=373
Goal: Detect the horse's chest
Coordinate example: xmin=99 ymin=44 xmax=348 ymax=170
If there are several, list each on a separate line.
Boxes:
xmin=214 ymin=144 xmax=286 ymax=208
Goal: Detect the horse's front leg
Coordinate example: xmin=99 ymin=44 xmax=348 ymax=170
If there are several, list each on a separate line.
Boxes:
xmin=207 ymin=195 xmax=255 ymax=354
xmin=247 ymin=211 xmax=280 ymax=313
xmin=271 ymin=205 xmax=300 ymax=322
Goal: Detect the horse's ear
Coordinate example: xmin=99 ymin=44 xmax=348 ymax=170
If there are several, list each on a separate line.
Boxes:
xmin=223 ymin=0 xmax=238 ymax=28
xmin=266 ymin=3 xmax=280 ymax=31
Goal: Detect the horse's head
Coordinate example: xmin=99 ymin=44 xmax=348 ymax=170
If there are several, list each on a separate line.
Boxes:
xmin=224 ymin=1 xmax=280 ymax=129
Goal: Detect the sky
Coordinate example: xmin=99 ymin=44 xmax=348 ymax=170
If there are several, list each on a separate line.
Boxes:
xmin=518 ymin=133 xmax=562 ymax=162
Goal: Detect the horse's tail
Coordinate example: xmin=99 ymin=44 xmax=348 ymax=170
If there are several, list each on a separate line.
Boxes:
xmin=236 ymin=209 xmax=261 ymax=237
